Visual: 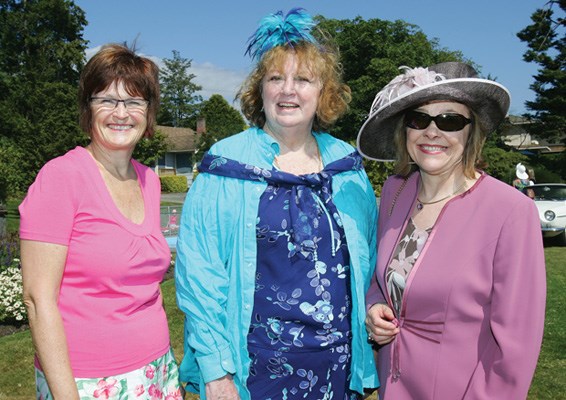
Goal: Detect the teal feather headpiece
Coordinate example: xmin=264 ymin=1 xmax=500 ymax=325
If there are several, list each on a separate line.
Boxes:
xmin=245 ymin=8 xmax=317 ymax=61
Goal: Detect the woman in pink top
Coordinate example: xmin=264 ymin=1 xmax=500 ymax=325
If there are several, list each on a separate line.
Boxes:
xmin=19 ymin=44 xmax=181 ymax=399
xmin=357 ymin=62 xmax=546 ymax=399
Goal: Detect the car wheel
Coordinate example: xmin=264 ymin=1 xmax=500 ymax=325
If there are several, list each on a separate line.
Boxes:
xmin=558 ymin=230 xmax=566 ymax=246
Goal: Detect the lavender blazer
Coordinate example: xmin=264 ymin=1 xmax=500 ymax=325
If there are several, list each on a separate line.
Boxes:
xmin=367 ymin=172 xmax=546 ymax=399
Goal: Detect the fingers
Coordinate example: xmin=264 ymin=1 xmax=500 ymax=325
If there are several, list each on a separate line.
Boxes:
xmin=366 ymin=303 xmax=398 ymax=329
xmin=368 ymin=330 xmax=396 ymax=346
xmin=381 ymin=304 xmax=396 ymax=320
xmin=366 ymin=322 xmax=399 ymax=340
xmin=366 ymin=303 xmax=400 ymax=345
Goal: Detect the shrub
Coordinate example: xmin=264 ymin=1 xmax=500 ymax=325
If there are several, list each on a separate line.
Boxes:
xmin=160 ymin=176 xmax=188 ymax=193
xmin=0 ymin=259 xmax=27 ymax=323
xmin=363 ymin=159 xmax=396 ymax=197
xmin=0 ymin=233 xmax=26 ymax=323
xmin=535 ymin=168 xmax=563 ymax=184
xmin=0 ymin=232 xmax=20 ymax=270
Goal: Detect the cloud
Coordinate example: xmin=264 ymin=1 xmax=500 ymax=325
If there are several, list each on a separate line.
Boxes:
xmin=85 ymin=47 xmax=248 ymax=110
xmin=191 ymin=62 xmax=248 ymax=107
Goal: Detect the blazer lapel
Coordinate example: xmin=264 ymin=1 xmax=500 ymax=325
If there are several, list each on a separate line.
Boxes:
xmin=377 ymin=173 xmax=420 ymax=296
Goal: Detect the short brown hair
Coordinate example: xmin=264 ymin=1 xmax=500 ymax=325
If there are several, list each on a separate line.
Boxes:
xmin=394 ymin=108 xmax=485 ymax=179
xmin=238 ymin=41 xmax=351 ymax=132
xmin=78 ymin=44 xmax=160 ymax=137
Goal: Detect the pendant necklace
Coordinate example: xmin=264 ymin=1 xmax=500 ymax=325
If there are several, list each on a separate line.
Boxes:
xmin=416 ymin=180 xmax=467 ymax=211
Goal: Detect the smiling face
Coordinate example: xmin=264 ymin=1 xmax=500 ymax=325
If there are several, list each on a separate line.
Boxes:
xmin=406 ymin=101 xmax=471 ymax=177
xmin=261 ymin=52 xmax=322 ymax=135
xmin=90 ymin=81 xmax=148 ymax=152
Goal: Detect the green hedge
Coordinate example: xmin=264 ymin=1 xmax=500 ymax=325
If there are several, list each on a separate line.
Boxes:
xmin=160 ymin=176 xmax=188 ymax=193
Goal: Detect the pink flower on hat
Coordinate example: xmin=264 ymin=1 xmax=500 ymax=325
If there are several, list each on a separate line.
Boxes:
xmin=371 ymin=66 xmax=445 ymax=112
xmin=408 ymin=67 xmax=440 ymax=86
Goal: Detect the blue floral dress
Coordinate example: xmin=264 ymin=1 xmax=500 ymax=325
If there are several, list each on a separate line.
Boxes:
xmin=198 ymin=151 xmax=363 ymax=400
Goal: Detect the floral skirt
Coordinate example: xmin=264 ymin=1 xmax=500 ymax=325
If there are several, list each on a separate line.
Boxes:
xmin=36 ymin=347 xmax=182 ymax=399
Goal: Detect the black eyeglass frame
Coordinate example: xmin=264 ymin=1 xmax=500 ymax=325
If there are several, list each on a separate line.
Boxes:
xmin=404 ymin=110 xmax=473 ymax=132
xmin=90 ymin=97 xmax=149 ymax=110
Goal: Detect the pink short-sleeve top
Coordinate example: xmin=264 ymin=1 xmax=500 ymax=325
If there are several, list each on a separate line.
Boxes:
xmin=19 ymin=146 xmax=171 ymax=377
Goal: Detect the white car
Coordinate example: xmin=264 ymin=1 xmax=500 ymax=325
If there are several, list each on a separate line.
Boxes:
xmin=523 ymin=183 xmax=566 ymax=245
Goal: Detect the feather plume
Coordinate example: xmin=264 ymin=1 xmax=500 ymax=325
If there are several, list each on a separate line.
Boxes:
xmin=370 ymin=66 xmax=446 ymax=112
xmin=245 ymin=8 xmax=317 ymax=60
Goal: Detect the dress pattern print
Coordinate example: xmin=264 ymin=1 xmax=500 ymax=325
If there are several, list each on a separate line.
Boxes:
xmin=386 ymin=218 xmax=430 ymax=317
xmin=198 ymin=151 xmax=365 ymax=399
xmin=35 ymin=348 xmax=181 ymax=399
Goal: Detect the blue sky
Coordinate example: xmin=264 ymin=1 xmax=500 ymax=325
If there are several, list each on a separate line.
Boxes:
xmin=76 ymin=0 xmax=545 ymax=116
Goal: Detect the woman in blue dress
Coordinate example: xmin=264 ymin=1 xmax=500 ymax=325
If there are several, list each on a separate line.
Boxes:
xmin=175 ymin=8 xmax=379 ymax=399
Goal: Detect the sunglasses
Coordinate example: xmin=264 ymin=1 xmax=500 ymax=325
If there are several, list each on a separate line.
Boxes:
xmin=405 ymin=110 xmax=472 ymax=132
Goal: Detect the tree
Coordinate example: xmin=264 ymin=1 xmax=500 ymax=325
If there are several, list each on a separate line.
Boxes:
xmin=133 ymin=130 xmax=168 ymax=167
xmin=315 ymin=16 xmax=467 ymax=144
xmin=0 ymin=137 xmax=26 ymax=205
xmin=158 ymin=50 xmax=203 ymax=128
xmin=480 ymin=130 xmax=528 ymax=183
xmin=0 ymin=0 xmax=88 ymax=201
xmin=517 ymin=0 xmax=566 ymax=143
xmin=0 ymin=0 xmax=86 ymax=82
xmin=195 ymin=94 xmax=246 ymax=155
xmin=313 ymin=16 xmax=467 ymax=192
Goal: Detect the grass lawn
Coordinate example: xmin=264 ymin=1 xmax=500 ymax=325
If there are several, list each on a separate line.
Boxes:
xmin=1 ymin=246 xmax=564 ymax=399
xmin=0 ymin=279 xmax=196 ymax=400
xmin=4 ymin=198 xmax=22 ymax=234
xmin=527 ymin=246 xmax=566 ymax=399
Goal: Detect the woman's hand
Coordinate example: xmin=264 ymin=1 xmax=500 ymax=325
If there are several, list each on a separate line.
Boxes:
xmin=205 ymin=374 xmax=240 ymax=400
xmin=366 ymin=303 xmax=399 ymax=345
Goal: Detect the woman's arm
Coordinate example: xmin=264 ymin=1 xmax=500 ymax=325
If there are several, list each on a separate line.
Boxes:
xmin=464 ymin=199 xmax=546 ymax=398
xmin=21 ymin=240 xmax=79 ymax=400
xmin=175 ymin=175 xmax=239 ymax=389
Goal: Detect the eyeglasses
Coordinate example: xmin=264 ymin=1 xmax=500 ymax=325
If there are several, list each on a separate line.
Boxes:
xmin=405 ymin=110 xmax=472 ymax=132
xmin=90 ymin=97 xmax=149 ymax=111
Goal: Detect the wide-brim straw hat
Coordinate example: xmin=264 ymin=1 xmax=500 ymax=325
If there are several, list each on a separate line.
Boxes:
xmin=356 ymin=62 xmax=511 ymax=161
xmin=516 ymin=163 xmax=529 ymax=180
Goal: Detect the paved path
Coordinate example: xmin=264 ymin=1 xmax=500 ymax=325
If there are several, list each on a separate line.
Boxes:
xmin=161 ymin=192 xmax=187 ymax=204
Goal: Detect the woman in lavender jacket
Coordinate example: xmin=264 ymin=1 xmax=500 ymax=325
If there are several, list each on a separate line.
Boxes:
xmin=358 ymin=62 xmax=546 ymax=399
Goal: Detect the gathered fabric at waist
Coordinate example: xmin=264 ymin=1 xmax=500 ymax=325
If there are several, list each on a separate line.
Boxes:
xmin=391 ymin=317 xmax=445 ymax=381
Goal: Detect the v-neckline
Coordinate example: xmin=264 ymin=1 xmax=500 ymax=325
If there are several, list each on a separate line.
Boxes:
xmin=80 ymin=146 xmax=152 ymax=236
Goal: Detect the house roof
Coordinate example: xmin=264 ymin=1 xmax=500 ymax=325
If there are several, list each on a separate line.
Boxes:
xmin=156 ymin=125 xmax=200 ymax=152
xmin=501 ymin=116 xmax=565 ymax=154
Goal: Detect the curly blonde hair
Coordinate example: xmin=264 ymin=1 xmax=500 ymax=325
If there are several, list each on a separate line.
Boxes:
xmin=237 ymin=41 xmax=351 ymax=132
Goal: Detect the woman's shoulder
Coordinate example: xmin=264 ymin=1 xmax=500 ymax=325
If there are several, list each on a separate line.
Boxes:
xmin=131 ymin=158 xmax=160 ymax=187
xmin=209 ymin=128 xmax=257 ymax=157
xmin=378 ymin=173 xmax=419 ymax=212
xmin=38 ymin=146 xmax=89 ymax=178
xmin=23 ymin=147 xmax=90 ymax=206
xmin=465 ymin=173 xmax=537 ymax=220
xmin=479 ymin=173 xmax=530 ymax=202
xmin=384 ymin=173 xmax=412 ymax=185
xmin=383 ymin=173 xmax=418 ymax=191
xmin=316 ymin=132 xmax=355 ymax=157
